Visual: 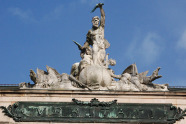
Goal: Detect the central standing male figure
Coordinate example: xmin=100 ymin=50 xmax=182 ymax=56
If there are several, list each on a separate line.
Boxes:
xmin=82 ymin=3 xmax=110 ymax=66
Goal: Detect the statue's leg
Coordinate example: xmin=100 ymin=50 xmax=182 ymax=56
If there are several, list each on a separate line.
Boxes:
xmin=99 ymin=49 xmax=106 ymax=65
xmin=92 ymin=45 xmax=99 ymax=65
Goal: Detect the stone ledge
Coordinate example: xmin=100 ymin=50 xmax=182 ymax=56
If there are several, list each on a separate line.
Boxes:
xmin=1 ymin=89 xmax=186 ymax=96
xmin=1 ymin=89 xmax=186 ymax=124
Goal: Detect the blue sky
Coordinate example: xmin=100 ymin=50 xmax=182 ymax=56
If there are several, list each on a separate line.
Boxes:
xmin=0 ymin=0 xmax=186 ymax=86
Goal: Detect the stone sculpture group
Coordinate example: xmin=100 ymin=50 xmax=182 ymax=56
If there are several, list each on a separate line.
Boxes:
xmin=20 ymin=3 xmax=168 ymax=91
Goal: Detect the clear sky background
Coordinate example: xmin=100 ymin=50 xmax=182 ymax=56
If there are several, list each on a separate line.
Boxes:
xmin=0 ymin=0 xmax=186 ymax=86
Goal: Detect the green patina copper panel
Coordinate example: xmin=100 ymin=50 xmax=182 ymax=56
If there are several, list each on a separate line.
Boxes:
xmin=1 ymin=98 xmax=186 ymax=123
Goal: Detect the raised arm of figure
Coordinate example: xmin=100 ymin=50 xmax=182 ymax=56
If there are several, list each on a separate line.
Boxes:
xmin=99 ymin=4 xmax=105 ymax=28
xmin=91 ymin=3 xmax=105 ymax=28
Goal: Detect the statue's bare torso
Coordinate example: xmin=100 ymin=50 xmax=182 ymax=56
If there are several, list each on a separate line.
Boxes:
xmin=88 ymin=26 xmax=105 ymax=65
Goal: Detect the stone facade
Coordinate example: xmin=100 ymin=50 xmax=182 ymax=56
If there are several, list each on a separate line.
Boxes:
xmin=0 ymin=87 xmax=186 ymax=124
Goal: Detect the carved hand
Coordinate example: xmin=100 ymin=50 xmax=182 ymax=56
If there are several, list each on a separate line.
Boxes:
xmin=91 ymin=3 xmax=104 ymax=13
xmin=97 ymin=3 xmax=104 ymax=8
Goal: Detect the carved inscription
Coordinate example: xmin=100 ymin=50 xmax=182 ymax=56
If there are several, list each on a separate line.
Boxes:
xmin=1 ymin=98 xmax=186 ymax=123
xmin=17 ymin=106 xmax=157 ymax=119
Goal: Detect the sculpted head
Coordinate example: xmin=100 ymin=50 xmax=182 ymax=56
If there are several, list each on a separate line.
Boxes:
xmin=109 ymin=59 xmax=116 ymax=66
xmin=92 ymin=16 xmax=99 ymax=28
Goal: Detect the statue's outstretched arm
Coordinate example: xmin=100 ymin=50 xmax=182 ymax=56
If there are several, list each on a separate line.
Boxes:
xmin=91 ymin=3 xmax=105 ymax=28
xmin=99 ymin=4 xmax=105 ymax=27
